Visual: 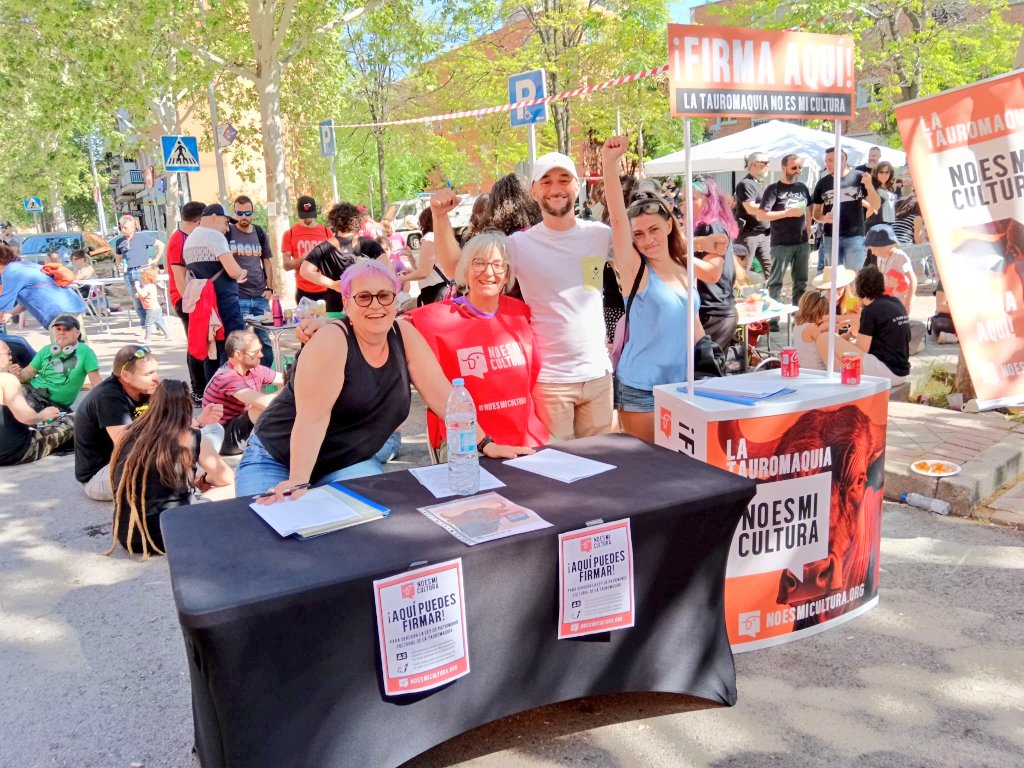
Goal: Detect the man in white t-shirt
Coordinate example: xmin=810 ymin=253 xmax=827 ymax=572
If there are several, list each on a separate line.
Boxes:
xmin=432 ymin=154 xmax=613 ymax=442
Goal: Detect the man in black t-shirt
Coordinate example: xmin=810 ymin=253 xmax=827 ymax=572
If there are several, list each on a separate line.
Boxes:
xmin=812 ymin=147 xmax=880 ymax=273
xmin=229 ymin=195 xmax=275 ymax=367
xmin=733 ymin=152 xmax=772 ymax=275
xmin=299 ymin=202 xmax=362 ymax=314
xmin=759 ymin=154 xmax=813 ymax=304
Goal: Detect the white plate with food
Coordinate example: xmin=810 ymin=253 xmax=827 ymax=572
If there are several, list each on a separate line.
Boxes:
xmin=910 ymin=459 xmax=962 ymax=477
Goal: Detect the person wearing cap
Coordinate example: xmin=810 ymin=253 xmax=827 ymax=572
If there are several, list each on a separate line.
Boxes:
xmin=183 ymin=204 xmax=249 ymax=362
xmin=0 ymin=242 xmax=87 ymax=331
xmin=10 ymin=314 xmax=100 ymax=412
xmin=865 ymin=224 xmax=916 ymax=312
xmin=0 ymin=340 xmax=73 ymax=466
xmin=759 ymin=153 xmax=813 ymax=306
xmin=228 ymin=195 xmax=275 ymax=367
xmin=114 ymin=215 xmax=165 ymax=327
xmin=812 ymin=147 xmax=880 ymax=273
xmin=430 ymin=152 xmax=617 ymax=441
xmin=283 ymin=196 xmax=333 ymax=304
xmin=733 ymin=152 xmax=772 ymax=276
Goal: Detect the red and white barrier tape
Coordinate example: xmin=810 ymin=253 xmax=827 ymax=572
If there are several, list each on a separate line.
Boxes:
xmin=329 ymin=63 xmax=670 ymax=130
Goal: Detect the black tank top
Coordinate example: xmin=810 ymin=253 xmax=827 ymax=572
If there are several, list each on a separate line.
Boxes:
xmin=0 ymin=403 xmax=31 ymax=465
xmin=255 ymin=319 xmax=411 ymax=480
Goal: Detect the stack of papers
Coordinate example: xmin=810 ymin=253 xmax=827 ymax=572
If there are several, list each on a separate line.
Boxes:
xmin=419 ymin=492 xmax=552 ymax=546
xmin=409 ymin=463 xmax=506 ymax=498
xmin=678 ymin=379 xmax=796 ymax=405
xmin=504 ymin=449 xmax=616 ymax=483
xmin=250 ymin=482 xmax=389 ymax=539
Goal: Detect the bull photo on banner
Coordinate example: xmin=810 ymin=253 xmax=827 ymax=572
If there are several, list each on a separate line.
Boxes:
xmin=896 ymin=71 xmax=1024 ymax=408
xmin=669 ymin=391 xmax=889 ymax=651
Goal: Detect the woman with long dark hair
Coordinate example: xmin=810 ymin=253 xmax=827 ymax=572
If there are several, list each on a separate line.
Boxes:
xmin=107 ymin=379 xmax=233 ymax=558
xmin=460 ymin=193 xmax=491 ymax=244
xmin=487 ymin=173 xmax=542 ymax=235
xmin=866 ymin=161 xmax=897 ymax=229
xmin=602 ymin=136 xmax=724 ymax=442
xmin=690 ymin=175 xmax=739 ymax=348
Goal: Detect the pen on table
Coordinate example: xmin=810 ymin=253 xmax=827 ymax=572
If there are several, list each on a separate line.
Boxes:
xmin=253 ymin=483 xmax=312 ymax=500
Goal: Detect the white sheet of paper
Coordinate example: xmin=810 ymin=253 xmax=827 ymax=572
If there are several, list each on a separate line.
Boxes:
xmin=691 ymin=378 xmax=791 ymax=398
xmin=409 ymin=464 xmax=506 ymax=498
xmin=250 ymin=487 xmax=362 ymax=536
xmin=503 ymin=449 xmax=616 ymax=483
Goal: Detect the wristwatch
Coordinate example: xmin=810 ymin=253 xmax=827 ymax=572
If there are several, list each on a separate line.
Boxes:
xmin=477 ymin=435 xmax=493 ymax=454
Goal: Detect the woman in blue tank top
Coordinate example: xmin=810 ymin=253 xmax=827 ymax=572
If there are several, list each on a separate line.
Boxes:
xmin=602 ymin=137 xmax=728 ymax=442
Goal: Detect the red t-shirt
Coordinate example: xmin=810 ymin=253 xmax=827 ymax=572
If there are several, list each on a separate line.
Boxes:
xmin=407 ymin=295 xmax=548 ymax=448
xmin=202 ymin=363 xmax=277 ymax=424
xmin=282 ymin=222 xmax=332 ymax=294
xmin=165 ymin=228 xmax=185 ymax=306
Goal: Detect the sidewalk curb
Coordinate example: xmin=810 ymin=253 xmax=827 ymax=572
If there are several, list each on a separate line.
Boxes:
xmin=884 ymin=425 xmax=1024 ymax=517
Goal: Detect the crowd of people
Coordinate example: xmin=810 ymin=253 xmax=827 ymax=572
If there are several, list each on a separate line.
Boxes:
xmin=0 ymin=138 xmax=935 ymax=558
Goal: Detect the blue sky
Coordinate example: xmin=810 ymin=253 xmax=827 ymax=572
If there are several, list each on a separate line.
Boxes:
xmin=670 ymin=0 xmax=707 ymax=23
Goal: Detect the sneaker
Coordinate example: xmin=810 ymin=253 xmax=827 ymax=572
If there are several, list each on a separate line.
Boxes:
xmin=938 ymin=332 xmax=959 ymax=344
xmin=190 ymin=392 xmax=204 ymax=408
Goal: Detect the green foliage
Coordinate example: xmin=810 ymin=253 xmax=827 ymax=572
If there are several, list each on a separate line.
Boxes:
xmin=709 ymin=0 xmax=1021 ymax=143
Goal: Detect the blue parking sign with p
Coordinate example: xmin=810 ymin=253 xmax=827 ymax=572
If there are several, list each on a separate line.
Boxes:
xmin=509 ymin=69 xmax=548 ymax=127
xmin=319 ymin=120 xmax=336 ymax=158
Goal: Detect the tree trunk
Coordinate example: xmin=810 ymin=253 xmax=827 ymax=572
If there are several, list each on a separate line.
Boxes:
xmin=954 ymin=349 xmax=976 ymax=401
xmin=48 ymin=187 xmax=67 ymax=231
xmin=256 ymin=66 xmax=293 ymax=301
xmin=374 ymin=130 xmax=387 ymax=213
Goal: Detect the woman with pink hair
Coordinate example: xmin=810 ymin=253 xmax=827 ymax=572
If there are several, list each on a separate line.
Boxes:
xmin=690 ymin=176 xmax=740 ymax=349
xmin=237 ymin=260 xmax=531 ymax=499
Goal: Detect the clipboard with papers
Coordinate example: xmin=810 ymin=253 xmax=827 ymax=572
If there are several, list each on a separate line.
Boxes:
xmin=677 ymin=379 xmax=797 ymax=406
xmin=249 ymin=482 xmax=390 ymax=539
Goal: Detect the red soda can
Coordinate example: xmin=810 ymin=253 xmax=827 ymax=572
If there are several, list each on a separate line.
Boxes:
xmin=841 ymin=353 xmax=862 ymax=385
xmin=780 ymin=347 xmax=799 ymax=378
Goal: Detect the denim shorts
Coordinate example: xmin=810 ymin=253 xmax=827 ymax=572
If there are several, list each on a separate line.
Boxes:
xmin=613 ymin=377 xmax=654 ymax=413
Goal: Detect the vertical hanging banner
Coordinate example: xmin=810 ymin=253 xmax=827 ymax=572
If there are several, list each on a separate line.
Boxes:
xmin=373 ymin=558 xmax=470 ymax=696
xmin=668 ymin=25 xmax=855 ymax=119
xmin=557 ymin=519 xmax=635 ymax=639
xmin=895 ymin=72 xmax=1024 ymax=409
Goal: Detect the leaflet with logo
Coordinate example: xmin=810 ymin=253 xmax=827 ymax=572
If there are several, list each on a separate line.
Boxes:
xmin=418 ymin=492 xmax=551 ymax=546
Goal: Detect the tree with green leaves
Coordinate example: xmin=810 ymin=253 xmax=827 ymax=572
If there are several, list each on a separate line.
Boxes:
xmin=709 ymin=0 xmax=1020 ymax=139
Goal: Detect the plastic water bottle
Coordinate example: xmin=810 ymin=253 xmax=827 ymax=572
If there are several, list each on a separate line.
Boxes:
xmin=901 ymin=492 xmax=950 ymax=516
xmin=271 ymin=294 xmax=284 ymax=327
xmin=446 ymin=378 xmax=480 ymax=496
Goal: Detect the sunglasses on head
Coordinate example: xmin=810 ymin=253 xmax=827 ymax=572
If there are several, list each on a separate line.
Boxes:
xmin=235 ymin=211 xmax=254 ymax=217
xmin=627 ymin=198 xmax=670 ymax=218
xmin=119 ymin=345 xmax=150 ymax=375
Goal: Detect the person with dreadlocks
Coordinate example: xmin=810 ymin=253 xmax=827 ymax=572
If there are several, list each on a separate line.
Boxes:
xmin=107 ymin=379 xmax=233 ymax=557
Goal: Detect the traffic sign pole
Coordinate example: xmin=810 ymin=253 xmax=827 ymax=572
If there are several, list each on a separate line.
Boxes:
xmin=330 ymin=155 xmax=339 ymax=204
xmin=527 ymin=124 xmax=537 ymax=179
xmin=208 ymin=83 xmax=229 ymax=209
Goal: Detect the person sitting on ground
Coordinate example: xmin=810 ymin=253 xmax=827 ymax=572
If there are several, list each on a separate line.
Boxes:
xmin=818 ymin=265 xmax=911 ymax=385
xmin=299 ymin=202 xmax=364 ymax=315
xmin=75 ymin=345 xmax=224 ymax=501
xmin=108 ymin=379 xmax=234 ymax=558
xmin=928 ymin=279 xmax=957 ymax=342
xmin=135 ymin=266 xmax=171 ymax=342
xmin=236 ymin=260 xmax=533 ymax=500
xmin=811 ymin=265 xmax=860 ymax=329
xmin=0 ymin=243 xmax=87 ymax=330
xmin=406 ymin=230 xmax=549 ymax=451
xmin=202 ymin=330 xmax=283 ymax=456
xmin=602 ymin=136 xmax=723 ymax=442
xmin=0 ymin=341 xmax=73 ymax=465
xmin=10 ymin=314 xmax=100 ymax=412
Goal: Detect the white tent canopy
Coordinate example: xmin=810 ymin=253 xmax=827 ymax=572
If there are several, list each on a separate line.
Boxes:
xmin=645 ymin=120 xmax=906 ymax=177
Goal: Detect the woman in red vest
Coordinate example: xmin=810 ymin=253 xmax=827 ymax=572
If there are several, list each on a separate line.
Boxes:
xmin=406 ymin=230 xmax=549 ymax=451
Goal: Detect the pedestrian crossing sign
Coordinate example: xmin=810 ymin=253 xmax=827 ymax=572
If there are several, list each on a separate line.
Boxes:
xmin=22 ymin=196 xmax=43 ymax=213
xmin=161 ymin=135 xmax=201 ymax=172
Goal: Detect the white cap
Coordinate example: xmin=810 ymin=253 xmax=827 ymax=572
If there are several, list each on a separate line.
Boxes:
xmin=531 ymin=152 xmax=578 ymax=182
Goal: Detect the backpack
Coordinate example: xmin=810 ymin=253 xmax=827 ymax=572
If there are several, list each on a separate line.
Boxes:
xmin=41 ymin=263 xmax=76 ymax=287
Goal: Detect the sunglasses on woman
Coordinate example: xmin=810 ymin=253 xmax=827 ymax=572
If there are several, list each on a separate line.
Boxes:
xmin=349 ymin=290 xmax=397 ymax=307
xmin=627 ymin=198 xmax=671 ymax=218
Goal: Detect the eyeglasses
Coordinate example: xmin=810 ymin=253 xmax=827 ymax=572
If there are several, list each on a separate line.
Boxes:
xmin=244 ymin=348 xmax=262 ymax=357
xmin=787 ymin=166 xmax=803 ymax=172
xmin=349 ymin=290 xmax=397 ymax=307
xmin=471 ymin=259 xmax=508 ymax=275
xmin=235 ymin=211 xmax=254 ymax=217
xmin=119 ymin=346 xmax=150 ymax=375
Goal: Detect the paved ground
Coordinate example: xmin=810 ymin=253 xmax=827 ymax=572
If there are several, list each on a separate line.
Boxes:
xmin=1 ymin=298 xmax=1023 ymax=767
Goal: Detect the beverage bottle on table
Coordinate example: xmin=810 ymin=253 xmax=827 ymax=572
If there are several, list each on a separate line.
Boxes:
xmin=446 ymin=378 xmax=480 ymax=496
xmin=271 ymin=294 xmax=284 ymax=327
xmin=901 ymin=492 xmax=950 ymax=515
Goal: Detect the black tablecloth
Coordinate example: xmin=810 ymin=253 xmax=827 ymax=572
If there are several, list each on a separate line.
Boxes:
xmin=163 ymin=434 xmax=755 ymax=768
